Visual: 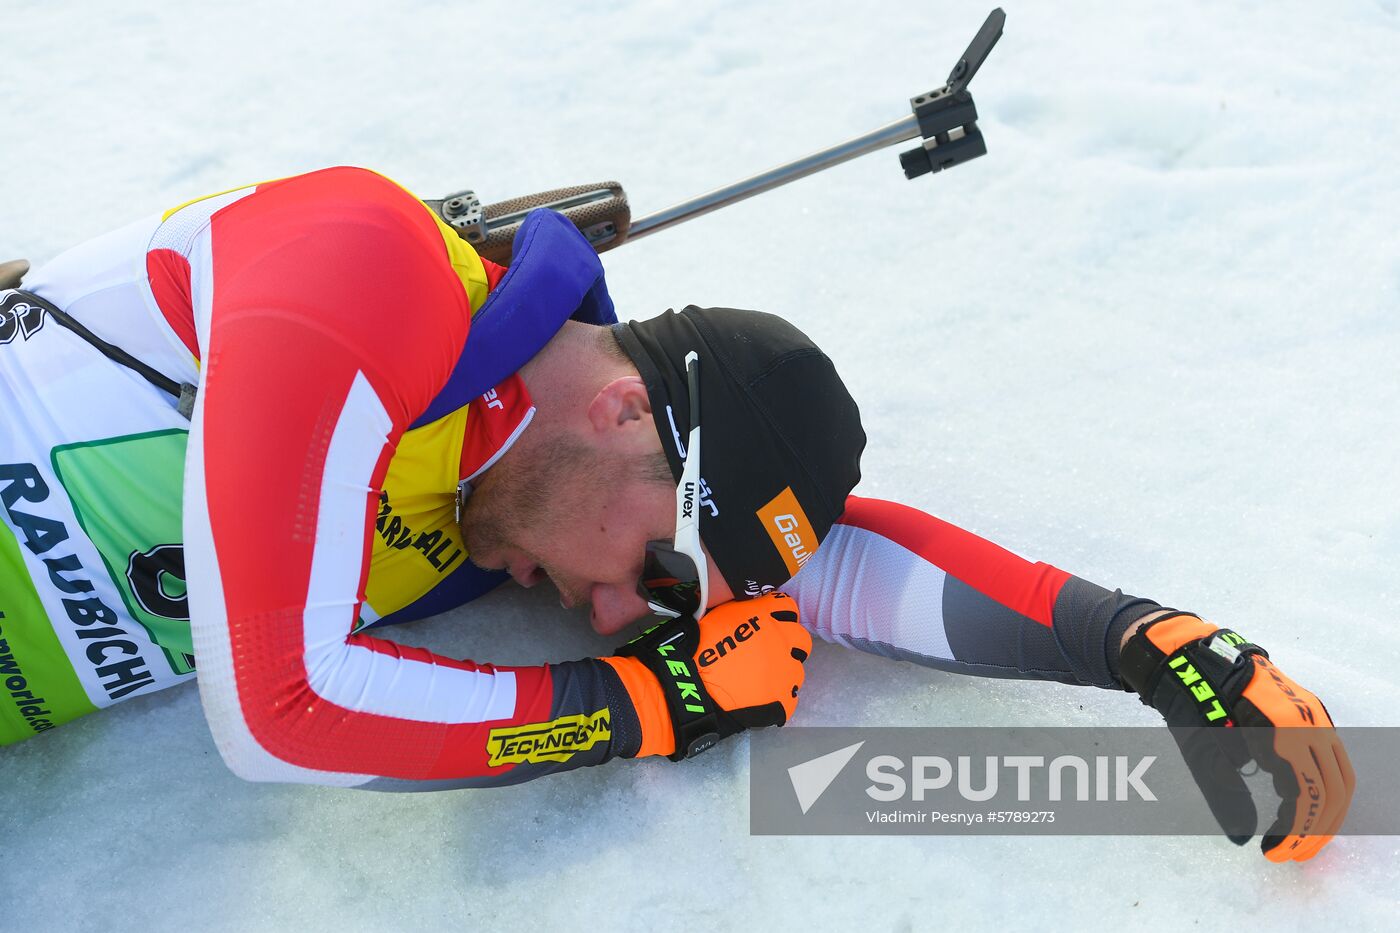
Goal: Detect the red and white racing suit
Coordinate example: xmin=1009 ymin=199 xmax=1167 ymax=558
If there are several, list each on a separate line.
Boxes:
xmin=2 ymin=167 xmax=1160 ymax=786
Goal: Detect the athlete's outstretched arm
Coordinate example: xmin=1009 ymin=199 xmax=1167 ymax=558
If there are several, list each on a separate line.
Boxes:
xmin=181 ymin=168 xmax=645 ymax=789
xmin=791 ymin=496 xmax=1355 ymax=864
xmin=782 ymin=495 xmax=1164 ymax=689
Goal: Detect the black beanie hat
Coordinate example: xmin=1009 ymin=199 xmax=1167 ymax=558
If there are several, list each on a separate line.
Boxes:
xmin=613 ymin=306 xmax=865 ymax=598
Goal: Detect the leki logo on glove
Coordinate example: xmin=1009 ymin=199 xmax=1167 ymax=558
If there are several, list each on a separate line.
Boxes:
xmin=486 ymin=710 xmax=612 ymax=766
xmin=756 ymin=487 xmax=816 ymax=577
xmin=648 ymin=629 xmax=707 ymax=714
xmin=1167 ymin=653 xmax=1231 ymax=724
xmin=1167 ymin=631 xmax=1250 ymax=725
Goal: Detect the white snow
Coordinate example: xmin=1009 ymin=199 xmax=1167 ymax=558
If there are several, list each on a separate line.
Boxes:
xmin=4 ymin=0 xmax=1399 ymax=929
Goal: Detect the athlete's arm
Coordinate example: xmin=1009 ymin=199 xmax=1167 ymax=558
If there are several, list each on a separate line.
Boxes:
xmin=784 ymin=495 xmax=1353 ymax=861
xmin=783 ymin=495 xmax=1160 ymax=688
xmin=181 ymin=168 xmax=644 ymax=789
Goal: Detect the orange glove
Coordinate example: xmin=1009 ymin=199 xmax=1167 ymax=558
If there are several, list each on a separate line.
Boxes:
xmin=1119 ymin=613 xmax=1356 ymax=862
xmin=602 ymin=592 xmax=811 ymax=760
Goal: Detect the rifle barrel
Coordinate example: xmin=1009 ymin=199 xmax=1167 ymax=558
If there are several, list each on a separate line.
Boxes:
xmin=626 ymin=113 xmax=920 ymax=241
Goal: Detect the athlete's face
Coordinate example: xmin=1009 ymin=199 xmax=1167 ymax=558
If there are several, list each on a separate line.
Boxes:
xmin=461 ymin=435 xmax=732 ymax=636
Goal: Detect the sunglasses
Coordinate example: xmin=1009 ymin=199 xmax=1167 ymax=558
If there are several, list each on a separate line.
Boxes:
xmin=637 ymin=350 xmax=709 ymax=620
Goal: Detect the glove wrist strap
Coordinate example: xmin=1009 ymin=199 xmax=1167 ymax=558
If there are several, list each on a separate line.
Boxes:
xmin=615 ymin=618 xmax=722 ymax=761
xmin=1120 ymin=612 xmax=1217 ymax=697
xmin=1121 ymin=613 xmax=1267 ymax=724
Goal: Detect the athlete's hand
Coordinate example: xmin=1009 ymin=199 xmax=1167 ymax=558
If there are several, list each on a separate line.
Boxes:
xmin=602 ymin=592 xmax=811 ymax=761
xmin=1119 ymin=614 xmax=1356 ymax=862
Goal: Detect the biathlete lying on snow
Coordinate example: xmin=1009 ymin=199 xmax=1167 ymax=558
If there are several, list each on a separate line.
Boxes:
xmin=0 ymin=166 xmax=1353 ymax=861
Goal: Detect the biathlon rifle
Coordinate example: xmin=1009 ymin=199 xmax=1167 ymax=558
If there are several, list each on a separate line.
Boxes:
xmin=423 ymin=7 xmax=1005 ymax=265
xmin=0 ymin=9 xmax=1003 ymax=289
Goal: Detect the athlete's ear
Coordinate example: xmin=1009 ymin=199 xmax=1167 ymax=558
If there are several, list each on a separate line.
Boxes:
xmin=587 ymin=375 xmax=652 ymax=434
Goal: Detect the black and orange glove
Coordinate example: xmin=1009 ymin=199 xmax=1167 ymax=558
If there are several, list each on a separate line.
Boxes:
xmin=601 ymin=592 xmax=811 ymax=761
xmin=1119 ymin=613 xmax=1356 ymax=862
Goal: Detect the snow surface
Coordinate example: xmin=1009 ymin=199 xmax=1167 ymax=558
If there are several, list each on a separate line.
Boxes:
xmin=4 ymin=0 xmax=1399 ymax=929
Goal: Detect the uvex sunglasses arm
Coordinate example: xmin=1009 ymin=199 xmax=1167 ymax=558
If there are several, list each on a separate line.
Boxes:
xmin=673 ymin=351 xmax=707 ymax=615
xmin=640 ymin=351 xmax=709 ymax=619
